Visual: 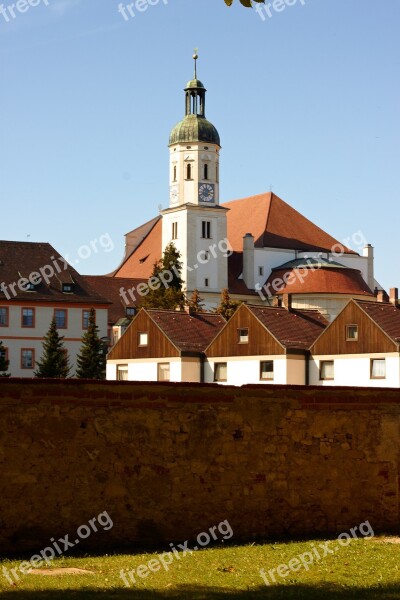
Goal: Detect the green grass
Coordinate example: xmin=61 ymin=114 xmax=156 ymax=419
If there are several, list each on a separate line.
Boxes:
xmin=0 ymin=536 xmax=399 ymax=599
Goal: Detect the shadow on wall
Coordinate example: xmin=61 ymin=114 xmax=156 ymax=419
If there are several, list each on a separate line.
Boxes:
xmin=0 ymin=583 xmax=399 ymax=599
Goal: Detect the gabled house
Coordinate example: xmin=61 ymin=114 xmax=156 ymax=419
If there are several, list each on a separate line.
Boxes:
xmin=204 ymin=302 xmax=328 ymax=386
xmin=309 ymin=293 xmax=400 ymax=387
xmin=0 ymin=241 xmax=110 ymax=377
xmin=106 ymin=308 xmax=225 ymax=382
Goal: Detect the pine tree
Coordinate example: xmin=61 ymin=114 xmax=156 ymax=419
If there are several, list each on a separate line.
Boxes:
xmin=0 ymin=341 xmax=10 ymax=377
xmin=216 ymin=288 xmax=241 ymax=320
xmin=187 ymin=289 xmax=205 ymax=313
xmin=75 ymin=308 xmax=106 ymax=379
xmin=141 ymin=243 xmax=186 ymax=310
xmin=34 ymin=318 xmax=71 ymax=378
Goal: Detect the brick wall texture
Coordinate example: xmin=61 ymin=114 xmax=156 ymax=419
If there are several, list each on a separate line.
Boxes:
xmin=0 ymin=379 xmax=399 ymax=555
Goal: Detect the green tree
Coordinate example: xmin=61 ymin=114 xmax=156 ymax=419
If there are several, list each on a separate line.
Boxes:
xmin=187 ymin=289 xmax=206 ymax=313
xmin=0 ymin=341 xmax=10 ymax=377
xmin=224 ymin=0 xmax=264 ymax=7
xmin=141 ymin=243 xmax=186 ymax=310
xmin=216 ymin=288 xmax=241 ymax=320
xmin=76 ymin=308 xmax=106 ymax=379
xmin=34 ymin=318 xmax=71 ymax=378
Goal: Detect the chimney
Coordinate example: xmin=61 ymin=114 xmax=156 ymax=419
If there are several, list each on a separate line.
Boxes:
xmin=389 ymin=288 xmax=398 ymax=306
xmin=282 ymin=293 xmax=292 ymax=311
xmin=376 ymin=290 xmax=386 ymax=303
xmin=362 ymin=244 xmax=374 ymax=291
xmin=242 ymin=233 xmax=255 ymax=290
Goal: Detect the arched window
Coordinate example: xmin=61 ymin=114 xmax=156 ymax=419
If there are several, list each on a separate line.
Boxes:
xmin=204 ymin=164 xmax=208 ymax=180
xmin=173 ymin=165 xmax=177 ymax=181
xmin=186 ymin=164 xmax=192 ymax=180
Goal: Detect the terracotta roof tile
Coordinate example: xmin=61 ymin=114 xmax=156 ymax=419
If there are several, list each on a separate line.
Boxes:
xmin=114 ymin=218 xmax=162 ymax=279
xmin=147 ymin=309 xmax=226 ymax=353
xmin=248 ymin=304 xmax=328 ymax=349
xmin=0 ymin=241 xmax=109 ymax=304
xmin=83 ymin=276 xmax=146 ymax=324
xmin=356 ymin=300 xmax=400 ymax=343
xmin=264 ymin=267 xmax=374 ymax=297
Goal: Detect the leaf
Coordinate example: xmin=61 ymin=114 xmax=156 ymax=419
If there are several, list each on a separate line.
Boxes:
xmin=239 ymin=0 xmax=253 ymax=6
xmin=224 ymin=0 xmax=233 ymax=5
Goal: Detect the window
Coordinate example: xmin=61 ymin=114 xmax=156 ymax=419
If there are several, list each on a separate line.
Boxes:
xmin=0 ymin=345 xmax=8 ymax=363
xmin=54 ymin=309 xmax=67 ymax=329
xmin=201 ymin=220 xmax=211 ymax=239
xmin=117 ymin=365 xmax=128 ymax=381
xmin=238 ymin=328 xmax=249 ymax=343
xmin=21 ymin=308 xmax=34 ymax=328
xmin=172 ymin=222 xmax=178 ymax=240
xmin=258 ymin=266 xmax=264 ymax=277
xmin=216 ymin=163 xmax=219 ymax=183
xmin=186 ymin=163 xmax=192 ymax=180
xmin=260 ymin=360 xmax=274 ymax=380
xmin=138 ymin=332 xmax=148 ymax=346
xmin=0 ymin=307 xmax=8 ymax=327
xmin=126 ymin=307 xmax=136 ymax=317
xmin=320 ymin=360 xmax=334 ymax=380
xmin=204 ymin=164 xmax=208 ymax=180
xmin=23 ymin=282 xmax=36 ymax=291
xmin=62 ymin=283 xmax=73 ymax=293
xmin=21 ymin=349 xmax=34 ymax=369
xmin=82 ymin=310 xmax=91 ymax=329
xmin=157 ymin=362 xmax=170 ymax=382
xmin=173 ymin=165 xmax=177 ymax=181
xmin=346 ymin=324 xmax=358 ymax=341
xmin=214 ymin=362 xmax=227 ymax=382
xmin=204 ymin=278 xmax=209 ymax=287
xmin=371 ymin=359 xmax=386 ymax=379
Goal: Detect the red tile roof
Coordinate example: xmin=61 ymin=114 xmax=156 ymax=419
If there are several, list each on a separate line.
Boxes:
xmin=224 ymin=192 xmax=356 ymax=253
xmin=247 ymin=304 xmax=328 ymax=350
xmin=113 ymin=192 xmax=357 ymax=293
xmin=0 ymin=241 xmax=109 ymax=304
xmin=356 ymin=300 xmax=400 ymax=344
xmin=147 ymin=309 xmax=226 ymax=353
xmin=83 ymin=276 xmax=146 ymax=324
xmin=264 ymin=267 xmax=374 ymax=297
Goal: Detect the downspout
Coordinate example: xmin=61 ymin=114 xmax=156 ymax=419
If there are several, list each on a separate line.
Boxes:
xmin=305 ymin=350 xmax=310 ymax=386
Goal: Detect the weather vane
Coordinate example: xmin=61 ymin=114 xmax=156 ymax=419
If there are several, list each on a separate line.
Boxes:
xmin=193 ymin=47 xmax=198 ymax=78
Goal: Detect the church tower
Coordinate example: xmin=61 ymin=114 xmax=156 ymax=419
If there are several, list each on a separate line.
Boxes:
xmin=161 ymin=52 xmax=228 ymax=296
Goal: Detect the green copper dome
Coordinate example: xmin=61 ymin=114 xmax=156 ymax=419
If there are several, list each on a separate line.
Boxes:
xmin=169 ymin=114 xmax=220 ymax=146
xmin=185 ymin=78 xmax=205 ymax=90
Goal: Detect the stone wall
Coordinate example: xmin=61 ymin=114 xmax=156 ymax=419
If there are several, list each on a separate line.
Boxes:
xmin=0 ymin=379 xmax=399 ymax=555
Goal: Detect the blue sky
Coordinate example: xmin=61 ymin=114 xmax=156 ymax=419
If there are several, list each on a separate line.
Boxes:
xmin=1 ymin=0 xmax=399 ymax=290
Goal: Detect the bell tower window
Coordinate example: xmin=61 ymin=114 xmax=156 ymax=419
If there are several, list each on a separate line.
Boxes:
xmin=204 ymin=164 xmax=208 ymax=180
xmin=173 ymin=165 xmax=177 ymax=182
xmin=186 ymin=164 xmax=192 ymax=180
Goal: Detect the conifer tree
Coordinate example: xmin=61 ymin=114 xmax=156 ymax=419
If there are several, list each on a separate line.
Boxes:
xmin=34 ymin=318 xmax=71 ymax=378
xmin=216 ymin=288 xmax=241 ymax=320
xmin=75 ymin=308 xmax=106 ymax=379
xmin=188 ymin=289 xmax=205 ymax=313
xmin=0 ymin=341 xmax=10 ymax=377
xmin=141 ymin=243 xmax=186 ymax=310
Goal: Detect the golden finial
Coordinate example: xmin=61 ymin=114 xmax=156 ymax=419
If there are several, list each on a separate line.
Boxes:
xmin=193 ymin=48 xmax=198 ymax=78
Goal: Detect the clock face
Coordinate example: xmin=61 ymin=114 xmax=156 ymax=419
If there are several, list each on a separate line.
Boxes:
xmin=199 ymin=183 xmax=215 ymax=203
xmin=170 ymin=185 xmax=179 ymax=204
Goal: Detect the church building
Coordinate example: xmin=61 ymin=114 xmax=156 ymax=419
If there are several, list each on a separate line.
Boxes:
xmin=111 ymin=54 xmax=378 ymax=322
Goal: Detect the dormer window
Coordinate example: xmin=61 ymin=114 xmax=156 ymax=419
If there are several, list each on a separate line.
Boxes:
xmin=126 ymin=307 xmax=136 ymax=317
xmin=24 ymin=282 xmax=36 ymax=292
xmin=62 ymin=283 xmax=73 ymax=293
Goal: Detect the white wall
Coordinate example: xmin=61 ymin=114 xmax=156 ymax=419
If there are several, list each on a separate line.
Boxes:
xmin=205 ymin=356 xmax=288 ymax=386
xmin=106 ymin=358 xmax=183 ymax=382
xmin=310 ymin=354 xmax=400 ymax=387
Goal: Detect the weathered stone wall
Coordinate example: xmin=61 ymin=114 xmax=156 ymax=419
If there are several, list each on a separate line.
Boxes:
xmin=0 ymin=379 xmax=399 ymax=555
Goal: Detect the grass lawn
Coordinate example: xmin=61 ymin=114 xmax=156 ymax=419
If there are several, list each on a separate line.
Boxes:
xmin=0 ymin=536 xmax=399 ymax=599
